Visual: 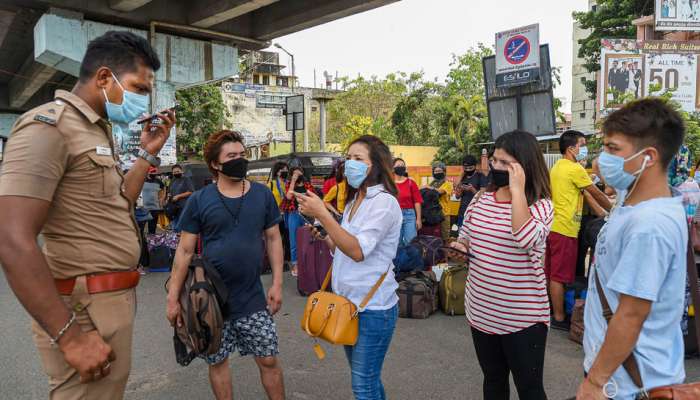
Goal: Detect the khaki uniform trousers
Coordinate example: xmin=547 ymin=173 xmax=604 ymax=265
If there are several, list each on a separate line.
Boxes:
xmin=31 ymin=276 xmax=136 ymax=400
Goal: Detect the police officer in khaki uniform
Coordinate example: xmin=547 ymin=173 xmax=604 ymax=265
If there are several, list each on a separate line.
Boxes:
xmin=0 ymin=31 xmax=175 ymax=399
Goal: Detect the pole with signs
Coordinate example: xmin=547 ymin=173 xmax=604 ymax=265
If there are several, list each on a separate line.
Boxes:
xmin=285 ymin=94 xmax=305 ymax=153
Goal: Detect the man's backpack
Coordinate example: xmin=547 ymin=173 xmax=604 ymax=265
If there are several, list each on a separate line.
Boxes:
xmin=167 ymin=257 xmax=229 ymax=366
xmin=420 ymin=188 xmax=444 ymax=226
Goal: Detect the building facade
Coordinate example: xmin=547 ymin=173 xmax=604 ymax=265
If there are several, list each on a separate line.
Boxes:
xmin=571 ymin=0 xmax=598 ymax=134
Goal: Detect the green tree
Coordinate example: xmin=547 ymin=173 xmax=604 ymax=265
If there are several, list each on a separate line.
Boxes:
xmin=434 ymin=45 xmax=494 ymax=163
xmin=175 ymin=83 xmax=229 ymax=158
xmin=327 ymin=73 xmax=410 ymax=146
xmin=573 ymin=0 xmax=654 ymax=98
xmin=391 ymin=78 xmax=445 ymax=146
xmin=445 ymin=43 xmax=493 ymax=97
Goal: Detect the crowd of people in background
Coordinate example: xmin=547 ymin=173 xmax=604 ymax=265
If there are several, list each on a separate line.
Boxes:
xmin=1 ymin=29 xmax=698 ymax=400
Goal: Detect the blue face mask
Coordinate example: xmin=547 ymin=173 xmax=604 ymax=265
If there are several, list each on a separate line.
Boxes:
xmin=103 ymin=72 xmax=149 ymax=124
xmin=576 ymin=145 xmax=588 ymax=162
xmin=344 ymin=159 xmax=369 ymax=189
xmin=598 ymin=149 xmax=648 ymax=192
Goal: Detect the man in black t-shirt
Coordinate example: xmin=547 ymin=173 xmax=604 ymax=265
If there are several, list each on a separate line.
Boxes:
xmin=455 ymin=154 xmax=488 ymax=228
xmin=166 ymin=130 xmax=285 ymax=400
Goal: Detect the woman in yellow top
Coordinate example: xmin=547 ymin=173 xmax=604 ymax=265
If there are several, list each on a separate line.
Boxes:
xmin=422 ymin=161 xmax=453 ymax=241
xmin=269 ymin=161 xmax=288 ymax=207
xmin=323 ymin=162 xmax=347 ymax=218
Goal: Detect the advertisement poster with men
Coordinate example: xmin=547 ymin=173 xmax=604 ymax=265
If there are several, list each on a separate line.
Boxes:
xmin=656 ymin=0 xmax=700 ymax=31
xmin=599 ymin=38 xmax=700 ymax=114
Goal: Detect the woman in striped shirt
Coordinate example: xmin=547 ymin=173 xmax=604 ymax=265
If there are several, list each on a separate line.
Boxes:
xmin=450 ymin=130 xmax=553 ymax=400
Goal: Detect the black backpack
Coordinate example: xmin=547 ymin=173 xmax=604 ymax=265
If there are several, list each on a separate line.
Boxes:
xmin=420 ymin=188 xmax=444 ymax=225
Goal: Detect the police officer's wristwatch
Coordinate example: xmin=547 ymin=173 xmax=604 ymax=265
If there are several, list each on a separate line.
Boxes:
xmin=137 ymin=148 xmax=160 ymax=167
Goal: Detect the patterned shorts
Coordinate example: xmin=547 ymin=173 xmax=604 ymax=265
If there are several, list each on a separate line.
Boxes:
xmin=200 ymin=310 xmax=279 ymax=365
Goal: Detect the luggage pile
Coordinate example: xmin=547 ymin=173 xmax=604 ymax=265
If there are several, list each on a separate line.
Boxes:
xmin=396 ymin=244 xmax=469 ymax=319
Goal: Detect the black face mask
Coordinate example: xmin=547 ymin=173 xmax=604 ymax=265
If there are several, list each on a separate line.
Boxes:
xmin=433 ymin=172 xmax=446 ymax=181
xmin=220 ymin=158 xmax=248 ymax=180
xmin=279 ymin=171 xmax=288 ymax=180
xmin=294 ymin=185 xmax=307 ymax=194
xmin=463 ymin=167 xmax=476 ymax=177
xmin=173 ymin=173 xmax=183 ymax=179
xmin=394 ymin=166 xmax=407 ymax=177
xmin=491 ymin=169 xmax=509 ymax=188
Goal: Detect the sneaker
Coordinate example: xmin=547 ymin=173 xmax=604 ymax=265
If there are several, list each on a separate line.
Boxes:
xmin=551 ymin=318 xmax=570 ymax=332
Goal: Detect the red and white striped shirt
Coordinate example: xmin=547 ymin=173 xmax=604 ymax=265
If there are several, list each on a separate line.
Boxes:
xmin=459 ymin=191 xmax=553 ymax=335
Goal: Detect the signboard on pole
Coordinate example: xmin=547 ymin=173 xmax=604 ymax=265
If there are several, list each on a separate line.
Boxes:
xmin=483 ymin=44 xmax=555 ymax=140
xmin=285 ymin=95 xmax=305 ymax=152
xmin=599 ymin=39 xmax=700 ymax=114
xmin=655 ymin=0 xmax=700 ymax=31
xmin=495 ymin=24 xmax=541 ymax=88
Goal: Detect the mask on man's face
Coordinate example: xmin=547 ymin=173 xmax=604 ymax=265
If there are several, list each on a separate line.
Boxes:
xmin=173 ymin=173 xmax=183 ymax=179
xmin=220 ymin=158 xmax=249 ymax=180
xmin=464 ymin=166 xmax=476 ymax=176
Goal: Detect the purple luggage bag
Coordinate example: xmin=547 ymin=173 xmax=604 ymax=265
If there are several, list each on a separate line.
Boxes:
xmin=296 ymin=226 xmax=333 ymax=296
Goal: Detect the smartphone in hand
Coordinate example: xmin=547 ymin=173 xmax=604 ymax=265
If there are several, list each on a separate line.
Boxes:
xmin=137 ymin=103 xmax=181 ymax=125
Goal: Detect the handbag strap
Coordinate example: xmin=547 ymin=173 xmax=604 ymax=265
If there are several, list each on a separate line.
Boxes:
xmin=319 ymin=262 xmax=391 ymax=312
xmin=593 ymin=219 xmax=700 ymax=392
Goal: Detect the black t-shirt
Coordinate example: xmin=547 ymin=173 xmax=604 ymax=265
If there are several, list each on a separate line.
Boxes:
xmin=179 ymin=182 xmax=282 ymax=320
xmin=457 ymin=172 xmax=489 ymax=216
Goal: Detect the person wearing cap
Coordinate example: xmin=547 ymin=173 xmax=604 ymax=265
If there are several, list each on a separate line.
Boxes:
xmin=0 ymin=31 xmax=175 ymax=399
xmin=422 ymin=161 xmax=454 ymax=241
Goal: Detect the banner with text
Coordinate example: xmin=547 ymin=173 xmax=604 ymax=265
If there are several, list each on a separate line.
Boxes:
xmin=599 ymin=39 xmax=700 ymax=114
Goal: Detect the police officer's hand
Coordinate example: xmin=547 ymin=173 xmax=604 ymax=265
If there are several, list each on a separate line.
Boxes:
xmin=267 ymin=285 xmax=283 ymax=316
xmin=59 ymin=329 xmax=115 ymax=383
xmin=141 ymin=109 xmax=176 ymax=156
xmin=166 ymin=299 xmax=183 ymax=328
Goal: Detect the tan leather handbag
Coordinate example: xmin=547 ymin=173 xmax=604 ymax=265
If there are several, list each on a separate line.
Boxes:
xmin=301 ymin=264 xmax=389 ymax=346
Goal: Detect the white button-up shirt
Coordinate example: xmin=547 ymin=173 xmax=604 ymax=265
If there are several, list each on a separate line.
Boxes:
xmin=331 ymin=184 xmax=402 ymax=310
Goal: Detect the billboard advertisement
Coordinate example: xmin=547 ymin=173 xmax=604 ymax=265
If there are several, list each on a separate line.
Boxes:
xmin=495 ymin=24 xmax=541 ymax=88
xmin=599 ymin=39 xmax=700 ymax=114
xmin=655 ymin=0 xmax=700 ymax=31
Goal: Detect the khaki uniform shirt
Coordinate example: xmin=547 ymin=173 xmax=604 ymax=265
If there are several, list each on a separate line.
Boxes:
xmin=0 ymin=90 xmax=140 ymax=279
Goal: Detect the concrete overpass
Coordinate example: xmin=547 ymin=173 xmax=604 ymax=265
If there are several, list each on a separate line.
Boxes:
xmin=0 ymin=0 xmax=397 ymax=163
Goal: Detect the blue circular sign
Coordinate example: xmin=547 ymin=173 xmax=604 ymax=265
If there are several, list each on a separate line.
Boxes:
xmin=504 ymin=35 xmax=531 ymax=65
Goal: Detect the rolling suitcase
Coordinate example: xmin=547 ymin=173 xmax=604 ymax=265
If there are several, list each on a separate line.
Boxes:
xmin=296 ymin=227 xmax=333 ymax=296
xmin=439 ymin=264 xmax=468 ymax=315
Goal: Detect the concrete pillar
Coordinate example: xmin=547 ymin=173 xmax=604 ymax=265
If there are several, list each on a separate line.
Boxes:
xmin=319 ymin=99 xmax=326 ymax=152
xmin=33 ymin=12 xmax=239 ymax=166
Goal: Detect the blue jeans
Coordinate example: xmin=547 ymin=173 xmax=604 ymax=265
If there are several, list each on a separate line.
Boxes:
xmin=285 ymin=211 xmax=304 ymax=263
xmin=344 ymin=304 xmax=398 ymax=400
xmin=399 ymin=209 xmax=417 ymax=247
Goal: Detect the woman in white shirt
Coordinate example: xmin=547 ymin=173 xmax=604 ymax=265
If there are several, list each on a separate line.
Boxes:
xmin=295 ymin=135 xmax=402 ymax=400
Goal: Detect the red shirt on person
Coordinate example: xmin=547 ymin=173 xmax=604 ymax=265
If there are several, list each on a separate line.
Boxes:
xmin=396 ymin=179 xmax=422 ymax=210
xmin=322 ymin=177 xmax=336 ymax=195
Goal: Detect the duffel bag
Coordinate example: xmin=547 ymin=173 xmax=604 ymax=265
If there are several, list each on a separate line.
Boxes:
xmin=397 ymin=271 xmax=438 ymax=319
xmin=439 ymin=264 xmax=468 ymax=316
